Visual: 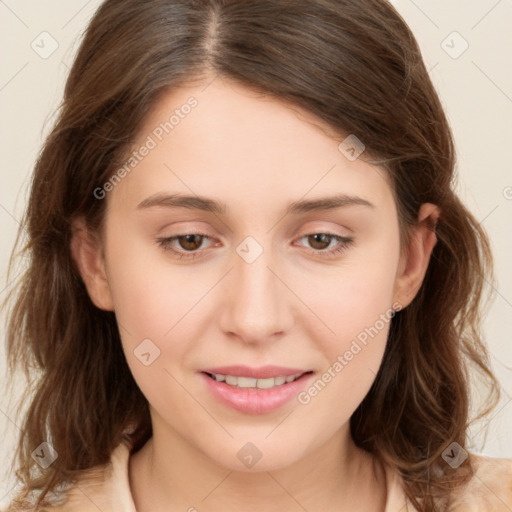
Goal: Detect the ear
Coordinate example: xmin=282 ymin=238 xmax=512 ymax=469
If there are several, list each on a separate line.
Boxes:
xmin=70 ymin=218 xmax=114 ymax=311
xmin=392 ymin=203 xmax=440 ymax=309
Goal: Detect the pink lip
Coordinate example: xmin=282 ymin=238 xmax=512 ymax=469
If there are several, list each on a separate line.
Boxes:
xmin=199 ymin=368 xmax=314 ymax=415
xmin=201 ymin=365 xmax=309 ymax=379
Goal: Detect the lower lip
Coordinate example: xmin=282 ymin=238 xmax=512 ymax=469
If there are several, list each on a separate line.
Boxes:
xmin=200 ymin=372 xmax=314 ymax=414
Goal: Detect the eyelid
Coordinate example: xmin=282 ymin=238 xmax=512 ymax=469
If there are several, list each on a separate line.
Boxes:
xmin=294 ymin=232 xmax=354 ymax=257
xmin=156 ymin=230 xmax=216 ymax=250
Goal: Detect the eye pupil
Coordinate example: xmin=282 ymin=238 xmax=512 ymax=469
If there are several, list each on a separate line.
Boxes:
xmin=179 ymin=234 xmax=203 ymax=251
xmin=308 ymin=234 xmax=331 ymax=250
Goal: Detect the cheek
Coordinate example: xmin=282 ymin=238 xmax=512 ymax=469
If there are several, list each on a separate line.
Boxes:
xmin=104 ymin=245 xmax=201 ymax=414
xmin=296 ymin=286 xmax=395 ymax=432
xmin=103 ymin=230 xmax=203 ymax=367
xmin=311 ymin=235 xmax=400 ymax=350
xmin=298 ymin=231 xmax=400 ymax=408
xmin=105 ymin=212 xmax=205 ymax=324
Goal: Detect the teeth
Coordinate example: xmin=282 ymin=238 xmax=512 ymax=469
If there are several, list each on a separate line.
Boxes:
xmin=256 ymin=377 xmax=275 ymax=389
xmin=210 ymin=373 xmax=304 ymax=389
xmin=225 ymin=375 xmax=238 ymax=386
xmin=237 ymin=376 xmax=258 ymax=387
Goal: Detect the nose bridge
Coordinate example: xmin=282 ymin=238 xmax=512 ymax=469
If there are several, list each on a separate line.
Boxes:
xmin=220 ymin=235 xmax=291 ymax=343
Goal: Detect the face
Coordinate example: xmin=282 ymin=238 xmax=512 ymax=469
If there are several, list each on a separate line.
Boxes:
xmin=77 ymin=76 xmax=433 ymax=472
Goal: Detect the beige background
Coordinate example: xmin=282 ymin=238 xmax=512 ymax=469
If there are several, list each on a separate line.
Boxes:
xmin=1 ymin=0 xmax=511 ymax=504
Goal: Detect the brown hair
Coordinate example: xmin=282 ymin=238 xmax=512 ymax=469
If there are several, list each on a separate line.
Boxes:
xmin=2 ymin=0 xmax=500 ymax=510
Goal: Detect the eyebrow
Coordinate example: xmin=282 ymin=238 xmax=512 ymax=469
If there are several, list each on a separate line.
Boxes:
xmin=136 ymin=192 xmax=375 ymax=215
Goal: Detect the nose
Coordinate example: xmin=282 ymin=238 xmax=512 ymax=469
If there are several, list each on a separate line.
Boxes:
xmin=218 ymin=241 xmax=294 ymax=346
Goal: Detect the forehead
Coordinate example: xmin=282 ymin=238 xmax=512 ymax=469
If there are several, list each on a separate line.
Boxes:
xmin=108 ymin=77 xmax=394 ymax=216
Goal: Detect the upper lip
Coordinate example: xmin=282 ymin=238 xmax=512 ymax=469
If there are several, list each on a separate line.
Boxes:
xmin=201 ymin=365 xmax=312 ymax=379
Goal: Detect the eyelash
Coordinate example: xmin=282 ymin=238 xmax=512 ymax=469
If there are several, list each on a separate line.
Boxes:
xmin=156 ymin=232 xmax=354 ymax=260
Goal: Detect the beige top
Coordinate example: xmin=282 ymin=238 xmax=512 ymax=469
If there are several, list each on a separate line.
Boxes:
xmin=7 ymin=441 xmax=512 ymax=511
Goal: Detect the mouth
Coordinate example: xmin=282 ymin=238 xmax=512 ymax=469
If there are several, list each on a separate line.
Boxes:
xmin=199 ymin=366 xmax=315 ymax=414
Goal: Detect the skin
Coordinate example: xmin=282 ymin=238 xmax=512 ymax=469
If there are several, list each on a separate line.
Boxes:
xmin=71 ymin=75 xmax=439 ymax=512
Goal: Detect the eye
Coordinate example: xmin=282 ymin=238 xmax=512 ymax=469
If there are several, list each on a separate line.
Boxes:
xmin=296 ymin=233 xmax=354 ymax=258
xmin=156 ymin=233 xmax=214 ymax=260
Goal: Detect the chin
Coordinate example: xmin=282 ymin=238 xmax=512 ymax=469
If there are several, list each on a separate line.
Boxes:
xmin=205 ymin=437 xmax=309 ymax=473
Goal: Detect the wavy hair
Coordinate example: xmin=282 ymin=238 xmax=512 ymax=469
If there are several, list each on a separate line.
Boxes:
xmin=2 ymin=0 xmax=500 ymax=510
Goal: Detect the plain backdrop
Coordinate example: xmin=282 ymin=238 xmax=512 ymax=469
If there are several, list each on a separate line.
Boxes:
xmin=1 ymin=0 xmax=511 ymax=505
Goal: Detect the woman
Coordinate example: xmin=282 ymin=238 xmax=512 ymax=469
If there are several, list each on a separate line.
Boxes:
xmin=3 ymin=0 xmax=511 ymax=511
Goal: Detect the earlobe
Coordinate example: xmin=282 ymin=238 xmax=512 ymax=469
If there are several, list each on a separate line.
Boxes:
xmin=393 ymin=203 xmax=440 ymax=309
xmin=70 ymin=218 xmax=114 ymax=311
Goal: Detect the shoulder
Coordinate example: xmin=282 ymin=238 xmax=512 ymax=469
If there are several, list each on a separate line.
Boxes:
xmin=382 ymin=452 xmax=512 ymax=512
xmin=450 ymin=453 xmax=512 ymax=511
xmin=4 ymin=440 xmax=136 ymax=512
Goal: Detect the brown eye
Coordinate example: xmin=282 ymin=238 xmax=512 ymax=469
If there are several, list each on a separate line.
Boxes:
xmin=176 ymin=234 xmax=205 ymax=251
xmin=156 ymin=232 xmax=213 ymax=259
xmin=296 ymin=232 xmax=354 ymax=258
xmin=307 ymin=233 xmax=334 ymax=250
